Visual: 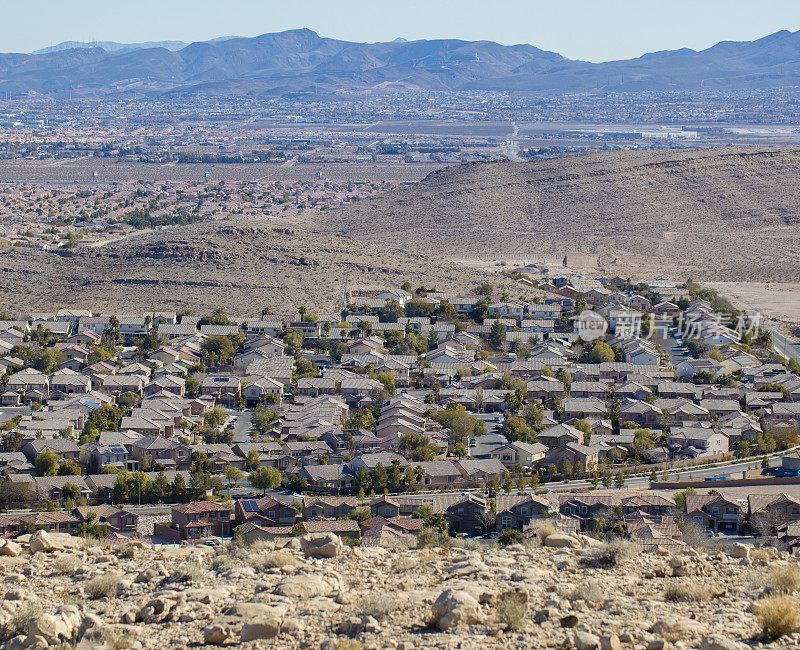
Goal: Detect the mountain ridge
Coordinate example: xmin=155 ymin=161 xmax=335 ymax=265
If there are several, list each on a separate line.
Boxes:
xmin=3 ymin=28 xmax=800 ymax=97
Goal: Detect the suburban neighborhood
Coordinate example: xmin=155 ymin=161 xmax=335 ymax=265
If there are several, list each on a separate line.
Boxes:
xmin=0 ymin=273 xmax=796 ymax=552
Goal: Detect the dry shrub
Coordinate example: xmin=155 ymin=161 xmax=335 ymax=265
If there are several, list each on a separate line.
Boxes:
xmin=1 ymin=602 xmax=41 ymax=640
xmin=581 ymin=539 xmax=639 ymax=567
xmin=391 ymin=555 xmax=417 ymax=572
xmin=113 ymin=544 xmax=135 ymax=559
xmin=768 ymin=564 xmax=800 ymax=594
xmin=85 ymin=572 xmax=121 ymax=599
xmin=53 ymin=554 xmax=81 ymax=575
xmin=333 ymin=641 xmax=362 ymax=650
xmin=534 ymin=521 xmax=556 ymax=542
xmin=562 ymin=580 xmax=604 ymax=603
xmin=250 ymin=550 xmax=298 ymax=571
xmin=170 ymin=562 xmax=205 ymax=584
xmin=211 ymin=554 xmax=236 ymax=573
xmin=757 ymin=594 xmax=800 ymax=641
xmin=354 ymin=594 xmax=397 ymax=620
xmin=417 ymin=527 xmax=451 ymax=549
xmin=495 ymin=595 xmax=527 ymax=630
xmin=664 ymin=581 xmax=711 ymax=602
xmin=750 ymin=547 xmax=771 ymax=563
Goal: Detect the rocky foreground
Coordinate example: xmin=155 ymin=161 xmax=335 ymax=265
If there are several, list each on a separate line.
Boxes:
xmin=0 ymin=529 xmax=795 ymax=649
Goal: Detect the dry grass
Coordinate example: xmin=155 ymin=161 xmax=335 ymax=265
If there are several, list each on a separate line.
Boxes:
xmin=333 ymin=641 xmax=363 ymax=650
xmin=580 ymin=539 xmax=639 ymax=567
xmin=533 ymin=522 xmax=556 ymax=543
xmin=113 ymin=544 xmax=135 ymax=559
xmin=1 ymin=602 xmax=42 ymax=641
xmin=391 ymin=555 xmax=417 ymax=572
xmin=757 ymin=594 xmax=800 ymax=640
xmin=53 ymin=554 xmax=81 ymax=575
xmin=85 ymin=572 xmax=122 ymax=599
xmin=750 ymin=547 xmax=771 ymax=563
xmin=562 ymin=580 xmax=604 ymax=604
xmin=417 ymin=527 xmax=451 ymax=549
xmin=170 ymin=562 xmax=205 ymax=584
xmin=250 ymin=551 xmax=298 ymax=571
xmin=354 ymin=594 xmax=397 ymax=621
xmin=495 ymin=595 xmax=527 ymax=630
xmin=767 ymin=564 xmax=800 ymax=594
xmin=664 ymin=581 xmax=712 ymax=603
xmin=211 ymin=554 xmax=236 ymax=573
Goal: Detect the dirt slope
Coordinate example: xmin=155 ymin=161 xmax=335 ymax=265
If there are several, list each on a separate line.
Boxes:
xmin=321 ymin=147 xmax=800 ymax=280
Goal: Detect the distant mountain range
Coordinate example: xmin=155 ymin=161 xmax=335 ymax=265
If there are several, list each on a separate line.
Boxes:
xmin=31 ymin=36 xmax=239 ymax=56
xmin=3 ymin=28 xmax=800 ymax=98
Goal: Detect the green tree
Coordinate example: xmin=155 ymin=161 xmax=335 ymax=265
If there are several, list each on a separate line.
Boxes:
xmin=589 ymin=340 xmax=614 ymax=364
xmin=201 ymin=335 xmax=235 ymax=365
xmin=490 ymin=320 xmax=506 ymax=347
xmin=245 ymin=449 xmax=260 ymax=472
xmin=35 ymin=450 xmax=59 ymax=477
xmin=204 ymin=407 xmax=226 ymax=429
xmin=376 ymin=371 xmax=396 ymax=396
xmin=224 ymin=465 xmax=245 ymax=488
xmin=57 ymin=460 xmax=80 ymax=476
xmin=614 ymin=471 xmax=626 ymax=488
xmin=249 ymin=466 xmax=282 ymax=495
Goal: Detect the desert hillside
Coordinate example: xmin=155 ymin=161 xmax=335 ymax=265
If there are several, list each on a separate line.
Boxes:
xmin=321 ymin=147 xmax=800 ymax=280
xmin=0 ymin=223 xmax=513 ymax=315
xmin=0 ymin=529 xmax=792 ymax=649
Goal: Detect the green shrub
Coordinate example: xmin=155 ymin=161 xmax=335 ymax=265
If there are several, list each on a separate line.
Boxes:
xmin=497 ymin=528 xmax=524 ymax=547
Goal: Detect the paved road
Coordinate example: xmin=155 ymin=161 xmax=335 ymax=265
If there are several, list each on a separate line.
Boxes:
xmin=228 ymin=410 xmax=253 ymax=444
xmin=656 ymin=319 xmax=692 ymax=366
xmin=768 ymin=327 xmax=800 ymax=365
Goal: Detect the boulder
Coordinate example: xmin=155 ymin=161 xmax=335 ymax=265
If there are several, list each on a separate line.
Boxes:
xmin=0 ymin=540 xmax=21 ymax=557
xmin=26 ymin=613 xmax=73 ymax=645
xmin=240 ymin=617 xmax=281 ymax=642
xmin=274 ymin=574 xmax=336 ymax=599
xmin=432 ymin=589 xmax=481 ymax=630
xmin=728 ymin=543 xmax=749 ymax=559
xmin=225 ymin=602 xmax=289 ymax=619
xmin=300 ymin=532 xmax=343 ymax=558
xmin=543 ymin=533 xmax=581 ymax=549
xmin=29 ymin=531 xmax=59 ymax=553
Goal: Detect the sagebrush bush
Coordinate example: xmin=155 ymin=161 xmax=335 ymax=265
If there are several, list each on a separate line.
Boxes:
xmin=495 ymin=595 xmax=527 ymax=630
xmin=563 ymin=580 xmax=604 ymax=603
xmin=768 ymin=564 xmax=800 ymax=594
xmin=113 ymin=544 xmax=135 ymax=559
xmin=497 ymin=528 xmax=525 ymax=547
xmin=53 ymin=554 xmax=81 ymax=575
xmin=354 ymin=594 xmax=397 ymax=620
xmin=581 ymin=539 xmax=639 ymax=567
xmin=250 ymin=550 xmax=297 ymax=571
xmin=664 ymin=581 xmax=711 ymax=602
xmin=758 ymin=594 xmax=800 ymax=640
xmin=85 ymin=572 xmax=121 ymax=599
xmin=1 ymin=603 xmax=41 ymax=640
xmin=211 ymin=554 xmax=236 ymax=573
xmin=170 ymin=562 xmax=205 ymax=584
xmin=417 ymin=527 xmax=451 ymax=549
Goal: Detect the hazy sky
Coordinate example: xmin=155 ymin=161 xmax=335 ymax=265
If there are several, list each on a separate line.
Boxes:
xmin=4 ymin=0 xmax=799 ymax=62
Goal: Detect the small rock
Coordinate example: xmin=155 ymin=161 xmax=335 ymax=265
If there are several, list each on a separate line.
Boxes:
xmin=560 ymin=614 xmax=579 ymax=628
xmin=203 ymin=624 xmax=230 ymax=645
xmin=240 ymin=617 xmax=281 ymax=642
xmin=699 ymin=635 xmax=751 ymax=650
xmin=574 ymin=630 xmax=601 ymax=650
xmin=600 ymin=634 xmax=622 ymax=650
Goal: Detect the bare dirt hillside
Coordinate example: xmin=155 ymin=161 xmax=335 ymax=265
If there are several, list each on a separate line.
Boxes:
xmin=0 ymin=223 xmax=513 ymax=315
xmin=320 ymin=147 xmax=800 ymax=281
